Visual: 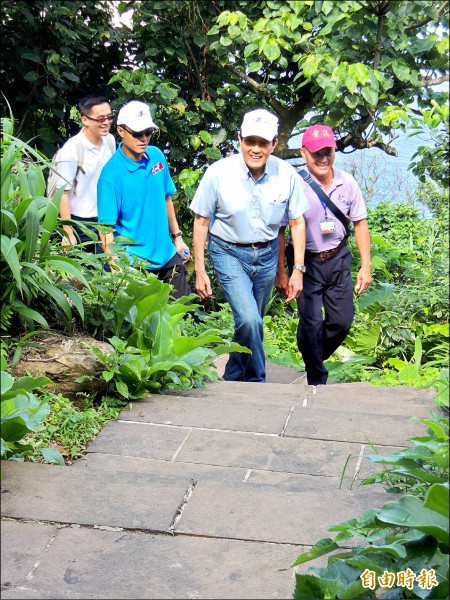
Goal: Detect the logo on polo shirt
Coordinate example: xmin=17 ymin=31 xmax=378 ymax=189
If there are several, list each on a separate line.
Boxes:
xmin=151 ymin=161 xmax=165 ymax=175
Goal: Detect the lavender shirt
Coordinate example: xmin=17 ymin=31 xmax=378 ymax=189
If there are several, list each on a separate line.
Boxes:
xmin=283 ymin=166 xmax=367 ymax=252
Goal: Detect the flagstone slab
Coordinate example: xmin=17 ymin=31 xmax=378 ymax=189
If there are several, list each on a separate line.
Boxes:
xmin=171 ymin=428 xmax=399 ymax=481
xmin=284 ymin=407 xmax=427 ymax=445
xmin=175 ymin=473 xmax=392 ymax=546
xmin=309 ymin=383 xmax=435 ymax=415
xmin=0 ymin=461 xmax=190 ymax=532
xmin=0 ymin=520 xmax=57 ymax=586
xmin=1 ymin=523 xmax=303 ymax=600
xmin=86 ymin=420 xmax=189 ymax=459
xmin=118 ymin=394 xmax=294 ymax=434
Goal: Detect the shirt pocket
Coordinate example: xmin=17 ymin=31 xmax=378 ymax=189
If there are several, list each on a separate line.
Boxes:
xmin=266 ymin=199 xmax=288 ymax=225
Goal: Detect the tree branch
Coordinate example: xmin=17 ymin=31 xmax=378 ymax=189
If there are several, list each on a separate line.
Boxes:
xmin=404 ymin=0 xmax=449 ymax=31
xmin=420 ymin=74 xmax=449 ymax=86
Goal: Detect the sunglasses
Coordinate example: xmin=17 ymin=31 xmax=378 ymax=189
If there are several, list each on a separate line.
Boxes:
xmin=84 ymin=114 xmax=114 ymax=124
xmin=121 ymin=126 xmax=155 ymax=139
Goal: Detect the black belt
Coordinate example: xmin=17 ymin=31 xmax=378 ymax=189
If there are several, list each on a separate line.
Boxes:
xmin=234 ymin=239 xmax=275 ymax=248
xmin=212 ymin=235 xmax=275 ymax=249
xmin=306 ymin=238 xmax=347 ymax=261
xmin=71 ymin=215 xmax=98 ymax=222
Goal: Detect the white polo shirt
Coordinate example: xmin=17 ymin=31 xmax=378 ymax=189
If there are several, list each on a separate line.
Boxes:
xmin=55 ymin=129 xmax=115 ymax=218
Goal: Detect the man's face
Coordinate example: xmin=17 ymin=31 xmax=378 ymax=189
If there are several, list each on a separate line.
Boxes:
xmin=239 ymin=135 xmax=277 ymax=178
xmin=301 ymin=146 xmax=335 ymax=180
xmin=81 ymin=102 xmax=113 ymax=136
xmin=117 ymin=125 xmax=153 ymax=160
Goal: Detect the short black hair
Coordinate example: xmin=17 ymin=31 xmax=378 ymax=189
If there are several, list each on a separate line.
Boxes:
xmin=78 ymin=93 xmax=110 ymax=116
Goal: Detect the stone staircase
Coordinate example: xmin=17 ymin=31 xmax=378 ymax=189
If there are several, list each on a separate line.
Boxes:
xmin=1 ymin=363 xmax=436 ymax=599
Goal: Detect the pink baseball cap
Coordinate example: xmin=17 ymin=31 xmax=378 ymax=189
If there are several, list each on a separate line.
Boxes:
xmin=302 ymin=125 xmax=337 ymax=152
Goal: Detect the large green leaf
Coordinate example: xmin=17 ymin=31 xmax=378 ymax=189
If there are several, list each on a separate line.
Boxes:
xmin=377 ymin=493 xmax=449 ymax=546
xmin=1 ymin=236 xmax=22 ymax=292
xmin=0 ymin=372 xmax=14 ymax=394
xmin=45 ymin=258 xmax=90 ymax=288
xmin=423 ymin=482 xmax=449 ymax=518
xmin=24 ymin=200 xmax=40 ymax=262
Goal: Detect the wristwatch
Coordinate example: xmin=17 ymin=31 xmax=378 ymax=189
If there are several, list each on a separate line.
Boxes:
xmin=171 ymin=232 xmax=182 ymax=239
xmin=293 ymin=264 xmax=306 ymax=273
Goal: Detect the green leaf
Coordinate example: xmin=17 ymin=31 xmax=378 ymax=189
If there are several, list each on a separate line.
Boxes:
xmin=247 ymin=61 xmax=263 ymax=73
xmin=423 ymin=483 xmax=449 ymax=518
xmin=377 ymin=494 xmax=449 ymax=546
xmin=263 ymin=39 xmax=281 ymax=61
xmin=24 ymin=201 xmax=39 ymax=262
xmin=361 ymin=86 xmax=378 ymax=106
xmin=292 ymin=538 xmax=339 ymax=567
xmin=115 ymin=380 xmax=129 ymax=398
xmin=40 ymin=447 xmax=65 ymax=465
xmin=392 ymin=62 xmax=411 ymax=82
xmin=43 ymin=86 xmax=57 ymax=99
xmin=1 ymin=372 xmax=14 ymax=395
xmin=293 ymin=573 xmax=340 ymax=599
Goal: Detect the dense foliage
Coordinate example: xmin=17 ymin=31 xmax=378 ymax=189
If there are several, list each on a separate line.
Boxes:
xmin=292 ymin=406 xmax=449 ymax=599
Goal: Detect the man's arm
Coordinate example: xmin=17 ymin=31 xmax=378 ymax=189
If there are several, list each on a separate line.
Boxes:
xmin=285 ymin=216 xmax=306 ymax=303
xmin=166 ymin=195 xmax=190 ymax=260
xmin=98 ymin=230 xmax=120 ymax=272
xmin=275 ymin=226 xmax=289 ymax=295
xmin=192 ymin=214 xmax=213 ymax=299
xmin=59 ymin=191 xmax=77 ymax=247
xmin=353 ymin=218 xmax=371 ymax=293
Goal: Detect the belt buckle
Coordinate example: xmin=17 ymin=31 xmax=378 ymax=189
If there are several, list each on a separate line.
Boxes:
xmin=319 ymin=251 xmax=328 ymax=261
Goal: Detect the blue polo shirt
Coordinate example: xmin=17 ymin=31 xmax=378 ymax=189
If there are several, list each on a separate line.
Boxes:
xmin=190 ymin=153 xmax=309 ymax=243
xmin=97 ymin=144 xmax=177 ymax=268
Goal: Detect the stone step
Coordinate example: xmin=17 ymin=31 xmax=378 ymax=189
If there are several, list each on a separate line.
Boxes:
xmin=84 ymin=420 xmax=402 ymax=481
xmin=1 ymin=459 xmax=390 ymax=547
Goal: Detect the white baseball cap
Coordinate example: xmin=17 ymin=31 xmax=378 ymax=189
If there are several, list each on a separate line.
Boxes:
xmin=117 ymin=100 xmax=158 ymax=131
xmin=240 ymin=109 xmax=278 ymax=141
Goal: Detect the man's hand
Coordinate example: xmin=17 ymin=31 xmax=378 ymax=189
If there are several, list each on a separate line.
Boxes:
xmin=285 ymin=270 xmax=303 ymax=303
xmin=275 ymin=268 xmax=289 ymax=296
xmin=173 ymin=236 xmax=191 ymax=263
xmin=355 ymin=265 xmax=371 ymax=293
xmin=195 ymin=272 xmax=213 ymax=299
xmin=61 ymin=228 xmax=77 ymax=250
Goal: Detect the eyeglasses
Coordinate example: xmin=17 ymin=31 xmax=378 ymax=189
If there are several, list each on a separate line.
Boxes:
xmin=84 ymin=114 xmax=114 ymax=124
xmin=121 ymin=126 xmax=155 ymax=139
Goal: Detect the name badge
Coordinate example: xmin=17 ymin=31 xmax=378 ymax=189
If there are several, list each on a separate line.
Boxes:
xmin=320 ymin=220 xmax=335 ymax=234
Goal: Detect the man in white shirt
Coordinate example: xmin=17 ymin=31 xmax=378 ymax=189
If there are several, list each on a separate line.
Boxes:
xmin=190 ymin=108 xmax=309 ymax=383
xmin=54 ymin=93 xmax=116 ymax=259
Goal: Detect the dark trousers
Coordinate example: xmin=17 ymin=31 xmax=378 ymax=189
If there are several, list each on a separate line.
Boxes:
xmin=286 ymin=243 xmax=354 ymax=385
xmin=148 ymin=253 xmax=192 ymax=300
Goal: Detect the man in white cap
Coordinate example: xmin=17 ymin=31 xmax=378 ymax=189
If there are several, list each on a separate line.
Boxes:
xmin=190 ymin=108 xmax=309 ymax=383
xmin=97 ymin=100 xmax=191 ymax=298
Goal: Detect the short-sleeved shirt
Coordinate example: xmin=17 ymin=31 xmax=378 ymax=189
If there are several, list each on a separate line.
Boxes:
xmin=97 ymin=144 xmax=177 ymax=268
xmin=55 ymin=130 xmax=116 ymax=218
xmin=190 ymin=153 xmax=309 ymax=244
xmin=283 ymin=166 xmax=367 ymax=252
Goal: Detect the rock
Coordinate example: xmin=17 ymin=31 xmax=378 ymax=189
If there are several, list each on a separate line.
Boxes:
xmin=12 ymin=332 xmax=114 ymax=403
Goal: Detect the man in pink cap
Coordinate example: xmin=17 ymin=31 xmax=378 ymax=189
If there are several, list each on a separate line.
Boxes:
xmin=276 ymin=124 xmax=372 ymax=386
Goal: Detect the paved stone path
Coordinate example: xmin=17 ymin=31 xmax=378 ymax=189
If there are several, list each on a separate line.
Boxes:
xmin=1 ymin=361 xmax=436 ymax=599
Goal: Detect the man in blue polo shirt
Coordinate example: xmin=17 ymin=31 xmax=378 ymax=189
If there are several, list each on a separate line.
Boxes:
xmin=97 ymin=100 xmax=191 ymax=298
xmin=190 ymin=108 xmax=309 ymax=383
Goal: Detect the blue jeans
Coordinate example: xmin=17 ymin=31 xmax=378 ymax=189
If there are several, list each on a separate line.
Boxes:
xmin=208 ymin=234 xmax=279 ymax=382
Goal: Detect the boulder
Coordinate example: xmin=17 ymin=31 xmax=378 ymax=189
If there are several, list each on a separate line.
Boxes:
xmin=12 ymin=332 xmax=114 ymax=403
